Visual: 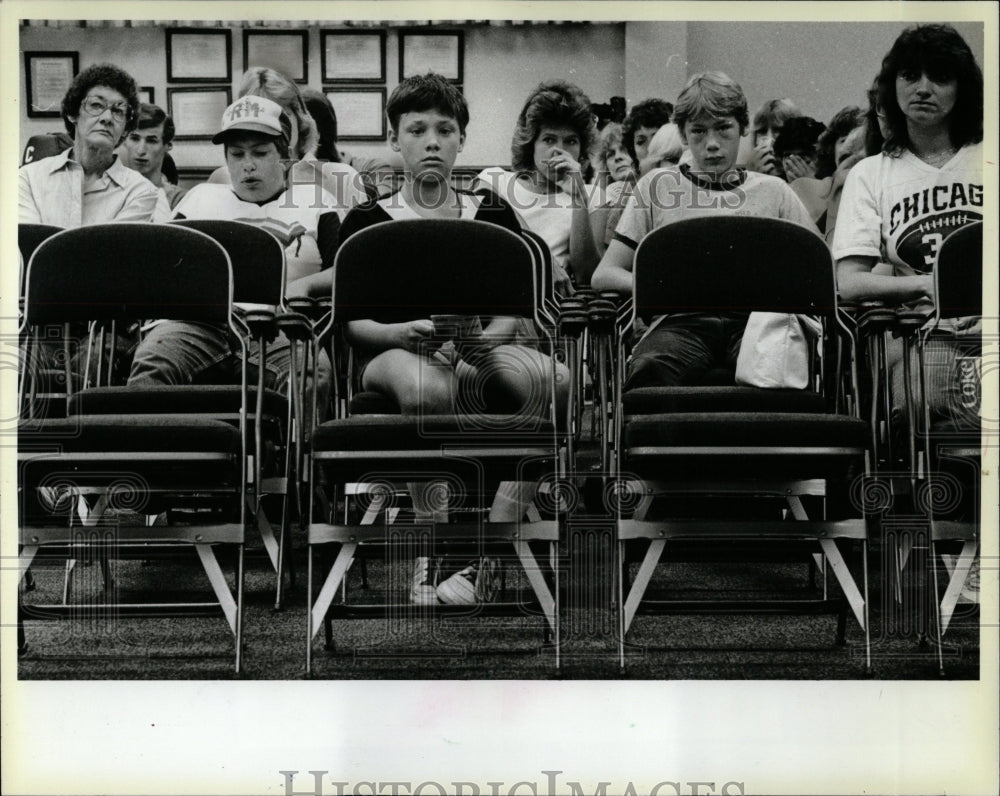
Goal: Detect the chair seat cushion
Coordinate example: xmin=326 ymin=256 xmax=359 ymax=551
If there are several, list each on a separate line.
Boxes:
xmin=623 ymin=386 xmax=826 ymax=415
xmin=624 ymin=412 xmax=869 ymax=449
xmin=348 ymin=390 xmax=400 ymax=415
xmin=313 ymin=414 xmax=558 ymax=452
xmin=66 ymin=385 xmax=287 ymax=418
xmin=19 ymin=415 xmax=241 ymax=453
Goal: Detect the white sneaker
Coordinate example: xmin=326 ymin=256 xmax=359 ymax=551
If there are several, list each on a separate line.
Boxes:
xmin=409 ymin=556 xmax=439 ymax=605
xmin=436 ymin=558 xmax=501 ymax=605
xmin=959 ymin=557 xmax=980 ymax=605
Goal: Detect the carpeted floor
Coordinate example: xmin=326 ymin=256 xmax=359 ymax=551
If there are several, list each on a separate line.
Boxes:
xmin=18 ymin=525 xmax=979 ymax=680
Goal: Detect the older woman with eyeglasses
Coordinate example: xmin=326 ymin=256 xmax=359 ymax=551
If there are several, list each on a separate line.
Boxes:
xmin=19 ymin=63 xmax=159 ymax=227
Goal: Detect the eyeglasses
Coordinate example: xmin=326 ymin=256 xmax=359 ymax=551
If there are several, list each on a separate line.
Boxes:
xmin=80 ymin=95 xmax=131 ymax=124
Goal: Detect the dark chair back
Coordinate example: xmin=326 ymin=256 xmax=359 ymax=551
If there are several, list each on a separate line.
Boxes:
xmin=19 ymin=224 xmax=64 ymax=296
xmin=522 ymin=228 xmax=555 ymax=307
xmin=21 ymin=133 xmax=73 ymax=166
xmin=934 ymin=221 xmax=982 ymax=320
xmin=332 ymin=219 xmax=535 ymax=323
xmin=171 ymin=219 xmax=285 ymax=306
xmin=633 ymin=217 xmax=835 ymax=321
xmin=24 ymin=223 xmax=232 ymax=325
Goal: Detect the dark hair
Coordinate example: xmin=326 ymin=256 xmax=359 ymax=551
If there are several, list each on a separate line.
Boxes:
xmin=814 ymin=106 xmax=864 ymax=178
xmin=673 ymin=71 xmax=750 ymax=135
xmin=223 ymin=134 xmax=290 ymax=161
xmin=864 ymin=81 xmax=885 ymax=156
xmin=511 ymin=80 xmax=596 ymax=172
xmin=135 ymin=102 xmax=176 ymax=144
xmin=161 ymin=153 xmax=179 ymax=185
xmin=876 ymin=23 xmax=983 ymax=154
xmin=773 ymin=116 xmax=826 ymax=161
xmin=386 ymin=73 xmax=469 ymax=133
xmin=622 ymin=98 xmax=673 ymax=164
xmin=301 ymin=88 xmax=342 ymax=162
xmin=61 ymin=63 xmax=140 ymax=138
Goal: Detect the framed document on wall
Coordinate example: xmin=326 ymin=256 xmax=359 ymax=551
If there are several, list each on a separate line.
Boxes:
xmin=243 ymin=30 xmax=309 ymax=84
xmin=321 ymin=30 xmax=386 ymax=83
xmin=166 ymin=28 xmax=232 ymax=83
xmin=138 ymin=86 xmax=155 ymax=105
xmin=325 ymin=88 xmax=387 ymax=141
xmin=399 ymin=30 xmax=463 ymax=83
xmin=168 ymin=87 xmax=232 ymax=140
xmin=24 ymin=51 xmax=79 ymax=118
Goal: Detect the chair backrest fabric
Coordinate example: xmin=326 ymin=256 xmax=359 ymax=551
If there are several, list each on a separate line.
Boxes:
xmin=633 ymin=217 xmax=835 ymax=320
xmin=934 ymin=222 xmax=982 ymax=319
xmin=24 ymin=223 xmax=232 ymax=325
xmin=332 ymin=219 xmax=536 ymax=323
xmin=21 ymin=133 xmax=73 ymax=166
xmin=171 ymin=219 xmax=285 ymax=306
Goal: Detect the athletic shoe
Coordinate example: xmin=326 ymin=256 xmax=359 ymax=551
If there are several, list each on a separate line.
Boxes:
xmin=960 ymin=557 xmax=980 ymax=605
xmin=409 ymin=556 xmax=439 ymax=605
xmin=436 ymin=557 xmax=501 ymax=605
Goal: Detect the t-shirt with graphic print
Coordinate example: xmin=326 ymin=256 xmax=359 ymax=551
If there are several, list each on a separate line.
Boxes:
xmin=174 ymin=181 xmax=346 ymax=283
xmin=832 ymin=142 xmax=983 ymax=287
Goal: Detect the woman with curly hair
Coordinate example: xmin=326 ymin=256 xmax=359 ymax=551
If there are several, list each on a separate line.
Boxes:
xmin=622 ymin=97 xmax=673 ymax=176
xmin=588 ymin=122 xmax=638 ymax=254
xmin=476 ymin=79 xmax=600 ymax=291
xmin=20 ymin=62 xmax=158 ymax=226
xmin=834 ymin=23 xmax=983 ymax=429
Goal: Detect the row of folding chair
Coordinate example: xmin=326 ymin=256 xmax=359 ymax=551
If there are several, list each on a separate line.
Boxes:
xmin=845 ymin=223 xmax=983 ymax=675
xmin=17 ymin=217 xmax=980 ymax=675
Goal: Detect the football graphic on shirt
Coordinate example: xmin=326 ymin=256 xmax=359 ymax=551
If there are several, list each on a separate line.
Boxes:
xmin=895 ymin=210 xmax=982 ymax=273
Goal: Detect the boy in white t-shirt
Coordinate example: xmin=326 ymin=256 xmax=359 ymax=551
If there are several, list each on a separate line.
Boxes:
xmin=591 ymin=71 xmax=816 ymax=388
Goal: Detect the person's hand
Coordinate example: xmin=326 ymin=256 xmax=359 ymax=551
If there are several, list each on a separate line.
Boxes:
xmin=782 ymin=154 xmax=815 ymax=181
xmin=920 ymin=273 xmax=936 ymax=302
xmin=398 ymin=319 xmax=435 ymax=354
xmin=553 ymin=262 xmax=575 ymax=296
xmin=747 ymin=142 xmax=780 ymax=176
xmin=545 ymin=149 xmax=586 ymax=199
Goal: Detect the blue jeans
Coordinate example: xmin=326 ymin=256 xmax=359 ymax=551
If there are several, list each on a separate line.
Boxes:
xmin=128 ymin=321 xmax=332 ymax=419
xmin=625 ymin=313 xmax=748 ymax=389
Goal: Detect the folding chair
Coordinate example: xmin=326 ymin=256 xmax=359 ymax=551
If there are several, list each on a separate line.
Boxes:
xmin=18 ymin=224 xmax=66 ymax=419
xmin=60 ymin=220 xmax=295 ymax=608
xmin=18 ymin=223 xmax=248 ymax=673
xmin=613 ymin=216 xmax=872 ymax=672
xmin=305 ymin=219 xmax=565 ymax=673
xmin=919 ymin=221 xmax=982 ymax=674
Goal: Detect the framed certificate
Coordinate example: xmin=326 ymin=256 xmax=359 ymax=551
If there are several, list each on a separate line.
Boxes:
xmin=168 ymin=87 xmax=232 ymax=140
xmin=166 ymin=28 xmax=232 ymax=83
xmin=321 ymin=30 xmax=386 ymax=83
xmin=399 ymin=30 xmax=463 ymax=83
xmin=137 ymin=86 xmax=155 ymax=105
xmin=243 ymin=30 xmax=308 ymax=84
xmin=325 ymin=88 xmax=387 ymax=141
xmin=24 ymin=51 xmax=79 ymax=118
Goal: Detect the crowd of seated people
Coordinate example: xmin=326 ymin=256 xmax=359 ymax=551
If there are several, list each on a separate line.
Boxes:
xmin=18 ymin=22 xmax=984 ymax=607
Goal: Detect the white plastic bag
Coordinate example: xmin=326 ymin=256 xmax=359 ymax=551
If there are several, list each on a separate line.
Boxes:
xmin=735 ymin=312 xmax=822 ymax=389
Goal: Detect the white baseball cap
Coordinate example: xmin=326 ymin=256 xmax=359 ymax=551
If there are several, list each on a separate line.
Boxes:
xmin=212 ymin=95 xmax=291 ymax=145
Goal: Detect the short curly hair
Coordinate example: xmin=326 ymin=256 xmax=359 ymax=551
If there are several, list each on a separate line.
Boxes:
xmin=592 ymin=122 xmax=629 ymax=177
xmin=875 ymin=23 xmax=983 ymax=155
xmin=814 ymin=106 xmax=864 ymax=178
xmin=510 ymin=80 xmax=596 ymax=173
xmin=750 ymin=97 xmax=800 ymax=144
xmin=239 ymin=66 xmax=318 ymax=160
xmin=622 ymin=98 xmax=673 ymax=164
xmin=61 ymin=63 xmax=140 ymax=139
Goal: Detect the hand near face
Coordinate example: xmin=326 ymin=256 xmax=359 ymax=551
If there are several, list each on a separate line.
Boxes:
xmin=546 ymin=149 xmax=586 ymax=198
xmin=782 ymin=154 xmax=816 ymax=181
xmin=747 ymin=141 xmax=780 ymax=176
